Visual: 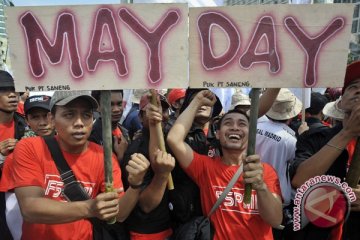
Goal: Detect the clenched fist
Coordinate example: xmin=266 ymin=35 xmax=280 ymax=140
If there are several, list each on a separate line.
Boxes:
xmin=126 ymin=153 xmax=150 ymax=187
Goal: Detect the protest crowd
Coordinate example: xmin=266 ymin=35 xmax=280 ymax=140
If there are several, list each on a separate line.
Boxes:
xmin=0 ymin=60 xmax=359 ymax=240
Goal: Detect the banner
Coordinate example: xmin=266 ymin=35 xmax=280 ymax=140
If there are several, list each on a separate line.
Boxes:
xmin=189 ymin=4 xmax=353 ymax=88
xmin=6 ymin=4 xmax=188 ymax=91
xmin=6 ymin=4 xmax=354 ymax=91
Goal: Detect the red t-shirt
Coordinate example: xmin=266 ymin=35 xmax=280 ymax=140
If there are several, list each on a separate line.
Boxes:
xmin=112 ymin=127 xmax=122 ymax=140
xmin=17 ymin=102 xmax=25 ymax=116
xmin=0 ymin=153 xmax=15 ymax=192
xmin=13 ymin=136 xmax=124 ymax=240
xmin=185 ymin=152 xmax=281 ymax=240
xmin=0 ymin=120 xmax=15 ymax=142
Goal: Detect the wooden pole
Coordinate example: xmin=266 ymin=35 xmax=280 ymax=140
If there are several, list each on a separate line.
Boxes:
xmin=244 ymin=88 xmax=261 ymax=204
xmin=100 ymin=90 xmax=116 ymax=224
xmin=150 ymin=89 xmax=174 ymax=190
xmin=346 ymin=138 xmax=360 ymax=188
xmin=301 ymin=88 xmax=306 ymax=123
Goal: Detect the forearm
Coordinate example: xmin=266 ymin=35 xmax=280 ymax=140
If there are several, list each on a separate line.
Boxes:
xmin=256 ymin=186 xmax=282 ymax=227
xmin=149 ymin=124 xmax=159 ymax=162
xmin=117 ymin=187 xmax=141 ymax=222
xmin=167 ymin=100 xmax=199 ymax=146
xmin=138 ymin=174 xmax=168 ymax=213
xmin=292 ymin=129 xmax=352 ymax=188
xmin=258 ymin=88 xmax=280 ymax=117
xmin=18 ymin=196 xmax=91 ymax=224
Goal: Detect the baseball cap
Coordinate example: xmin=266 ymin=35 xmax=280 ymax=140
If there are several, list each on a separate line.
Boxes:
xmin=266 ymin=88 xmax=303 ymax=120
xmin=24 ymin=95 xmax=51 ymax=115
xmin=342 ymin=61 xmax=360 ymax=94
xmin=167 ymin=89 xmax=186 ymax=106
xmin=139 ymin=93 xmax=170 ymax=111
xmin=0 ymin=70 xmax=15 ymax=88
xmin=50 ymin=91 xmax=98 ymax=111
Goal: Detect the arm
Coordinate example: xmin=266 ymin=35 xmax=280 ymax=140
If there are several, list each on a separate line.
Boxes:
xmin=167 ymin=90 xmax=216 ymax=168
xmin=137 ymin=103 xmax=175 ymax=213
xmin=117 ymin=153 xmax=150 ymax=222
xmin=243 ymin=155 xmax=282 ymax=227
xmin=291 ymin=130 xmax=350 ymax=188
xmin=138 ymin=151 xmax=175 ymax=213
xmin=258 ymin=88 xmax=280 ymax=118
xmin=15 ymin=186 xmax=120 ymax=224
xmin=292 ymin=105 xmax=360 ymax=188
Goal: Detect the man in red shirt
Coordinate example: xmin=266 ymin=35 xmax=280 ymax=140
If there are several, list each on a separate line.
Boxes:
xmin=12 ymin=91 xmax=150 ymax=240
xmin=0 ymin=70 xmax=25 ymax=239
xmin=166 ymin=90 xmax=282 ymax=240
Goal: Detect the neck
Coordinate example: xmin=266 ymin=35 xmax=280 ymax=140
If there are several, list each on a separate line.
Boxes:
xmin=111 ymin=122 xmax=118 ymax=130
xmin=0 ymin=111 xmax=14 ymax=124
xmin=221 ymin=148 xmax=246 ymax=166
xmin=57 ymin=138 xmax=89 ymax=154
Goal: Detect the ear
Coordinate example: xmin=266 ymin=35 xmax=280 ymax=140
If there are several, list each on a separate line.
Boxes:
xmin=215 ymin=128 xmax=220 ymax=140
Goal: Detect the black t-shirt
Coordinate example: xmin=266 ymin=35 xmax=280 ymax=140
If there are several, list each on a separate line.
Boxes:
xmin=122 ymin=129 xmax=171 ymax=234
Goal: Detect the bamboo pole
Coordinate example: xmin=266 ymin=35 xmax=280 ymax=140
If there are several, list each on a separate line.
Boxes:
xmin=150 ymin=89 xmax=174 ymax=190
xmin=100 ymin=90 xmax=116 ymax=224
xmin=346 ymin=138 xmax=360 ymax=188
xmin=244 ymin=88 xmax=261 ymax=204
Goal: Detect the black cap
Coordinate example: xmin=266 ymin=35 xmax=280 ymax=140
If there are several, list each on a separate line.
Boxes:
xmin=0 ymin=70 xmax=15 ymax=88
xmin=180 ymin=88 xmax=223 ymax=118
xmin=24 ymin=95 xmax=51 ymax=115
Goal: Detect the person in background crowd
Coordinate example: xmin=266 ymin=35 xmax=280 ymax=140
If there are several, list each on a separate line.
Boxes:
xmin=0 ymin=95 xmax=54 ymax=240
xmin=12 ymin=91 xmax=150 ymax=240
xmin=16 ymin=90 xmax=29 ymax=117
xmin=255 ymin=88 xmax=302 ymax=239
xmin=0 ymin=70 xmax=25 ymax=240
xmin=291 ymin=92 xmax=329 ymax=137
xmin=165 ymin=88 xmax=186 ymax=133
xmin=290 ymin=61 xmax=360 ymax=240
xmin=89 ymin=90 xmax=130 ymax=163
xmin=229 ymin=90 xmax=251 ymax=112
xmin=167 ymin=90 xmax=282 ymax=239
xmin=123 ymin=89 xmax=148 ymax=140
xmin=322 ymin=98 xmax=344 ymax=127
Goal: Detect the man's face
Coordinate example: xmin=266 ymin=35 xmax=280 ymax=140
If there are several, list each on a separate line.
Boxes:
xmin=339 ymin=79 xmax=360 ymax=113
xmin=110 ymin=92 xmax=123 ymax=124
xmin=189 ymin=94 xmax=212 ymax=124
xmin=216 ymin=112 xmax=249 ymax=151
xmin=52 ymin=98 xmax=93 ymax=153
xmin=0 ymin=88 xmax=19 ymax=113
xmin=26 ymin=108 xmax=54 ymax=136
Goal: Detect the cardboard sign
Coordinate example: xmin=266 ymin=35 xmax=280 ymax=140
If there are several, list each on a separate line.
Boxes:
xmin=189 ymin=4 xmax=354 ymax=88
xmin=6 ymin=4 xmax=188 ymax=91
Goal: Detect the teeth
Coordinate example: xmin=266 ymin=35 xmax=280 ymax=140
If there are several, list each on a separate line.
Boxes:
xmin=229 ymin=134 xmax=240 ymax=140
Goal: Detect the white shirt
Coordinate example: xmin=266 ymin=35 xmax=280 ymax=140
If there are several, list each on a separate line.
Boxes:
xmin=256 ymin=119 xmax=297 ymax=206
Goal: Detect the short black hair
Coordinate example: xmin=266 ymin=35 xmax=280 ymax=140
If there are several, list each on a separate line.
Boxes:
xmin=91 ymin=90 xmax=123 ymax=103
xmin=217 ymin=109 xmax=249 ymax=130
xmin=306 ymin=92 xmax=328 ymax=115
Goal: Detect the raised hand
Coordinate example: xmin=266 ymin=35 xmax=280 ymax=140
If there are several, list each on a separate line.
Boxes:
xmin=193 ymin=90 xmax=217 ymax=108
xmin=126 ymin=153 xmax=150 ymax=187
xmin=146 ymin=103 xmax=163 ymax=126
xmin=151 ymin=150 xmax=175 ymax=177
